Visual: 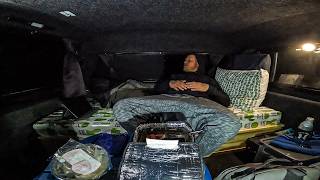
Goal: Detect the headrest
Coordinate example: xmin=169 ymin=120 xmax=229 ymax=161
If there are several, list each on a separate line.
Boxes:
xmin=219 ymin=54 xmax=271 ymax=73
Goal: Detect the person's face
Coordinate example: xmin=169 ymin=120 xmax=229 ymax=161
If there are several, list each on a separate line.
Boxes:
xmin=183 ymin=54 xmax=199 ymax=72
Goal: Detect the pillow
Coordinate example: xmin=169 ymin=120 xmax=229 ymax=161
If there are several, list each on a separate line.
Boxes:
xmin=215 ymin=68 xmax=269 ymax=110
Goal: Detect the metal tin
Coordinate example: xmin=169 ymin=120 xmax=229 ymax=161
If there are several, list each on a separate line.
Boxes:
xmin=119 ymin=142 xmax=204 ymax=180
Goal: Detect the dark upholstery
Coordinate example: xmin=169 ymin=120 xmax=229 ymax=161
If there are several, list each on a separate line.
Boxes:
xmin=218 ymin=54 xmax=272 ymax=72
xmin=2 ymin=1 xmax=320 ymax=51
xmin=92 ymin=53 xmax=213 ymax=84
xmin=113 ymin=53 xmax=165 ymax=81
xmin=262 ymin=91 xmax=320 ymax=133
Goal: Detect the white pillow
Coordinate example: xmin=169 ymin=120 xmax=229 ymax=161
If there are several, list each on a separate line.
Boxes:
xmin=215 ymin=68 xmax=269 ymax=110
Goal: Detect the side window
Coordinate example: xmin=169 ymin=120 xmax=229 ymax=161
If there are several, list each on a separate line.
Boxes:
xmin=0 ymin=29 xmax=65 ymax=95
xmin=275 ymin=48 xmax=320 ymax=90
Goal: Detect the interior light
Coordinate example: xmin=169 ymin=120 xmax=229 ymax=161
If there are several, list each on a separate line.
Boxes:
xmin=59 ymin=11 xmax=76 ymax=17
xmin=30 ymin=22 xmax=44 ymax=28
xmin=302 ymin=43 xmax=316 ymax=52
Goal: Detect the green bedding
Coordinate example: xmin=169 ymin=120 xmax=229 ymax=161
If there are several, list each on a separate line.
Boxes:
xmin=33 ymin=108 xmax=127 ymax=139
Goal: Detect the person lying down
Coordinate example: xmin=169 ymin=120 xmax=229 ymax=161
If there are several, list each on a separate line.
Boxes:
xmin=154 ymin=53 xmax=230 ymax=107
xmin=113 ymin=53 xmax=241 ymax=157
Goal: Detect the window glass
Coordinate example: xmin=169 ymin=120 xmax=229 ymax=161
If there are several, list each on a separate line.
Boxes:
xmin=0 ymin=28 xmax=64 ymax=95
xmin=275 ymin=48 xmax=320 ymax=90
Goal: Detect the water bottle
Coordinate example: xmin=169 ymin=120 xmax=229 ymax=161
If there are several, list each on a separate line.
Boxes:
xmin=298 ymin=117 xmax=314 ymax=132
xmin=297 ymin=117 xmax=314 ymax=141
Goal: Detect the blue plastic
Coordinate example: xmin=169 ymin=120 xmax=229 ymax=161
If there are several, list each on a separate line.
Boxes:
xmin=204 ymin=165 xmax=213 ymax=180
xmin=271 ymin=133 xmax=320 ymax=156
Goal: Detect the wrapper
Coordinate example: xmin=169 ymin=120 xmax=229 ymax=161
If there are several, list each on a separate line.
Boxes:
xmin=51 ymin=139 xmax=110 ymax=179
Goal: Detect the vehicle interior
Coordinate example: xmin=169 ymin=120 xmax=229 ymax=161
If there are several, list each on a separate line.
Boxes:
xmin=0 ymin=0 xmax=320 ymax=179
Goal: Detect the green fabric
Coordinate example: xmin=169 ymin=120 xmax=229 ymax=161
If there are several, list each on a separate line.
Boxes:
xmin=215 ymin=68 xmax=261 ymax=110
xmin=33 ymin=108 xmax=127 ymax=139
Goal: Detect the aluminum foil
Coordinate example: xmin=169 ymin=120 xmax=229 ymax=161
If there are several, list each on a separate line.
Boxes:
xmin=133 ymin=121 xmax=194 ymax=142
xmin=119 ymin=142 xmax=203 ymax=180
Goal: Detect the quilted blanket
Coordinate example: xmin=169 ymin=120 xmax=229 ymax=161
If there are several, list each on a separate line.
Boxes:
xmin=113 ymin=94 xmax=241 ymax=157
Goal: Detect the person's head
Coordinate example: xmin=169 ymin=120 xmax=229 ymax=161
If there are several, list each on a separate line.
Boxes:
xmin=183 ymin=53 xmax=199 ymax=72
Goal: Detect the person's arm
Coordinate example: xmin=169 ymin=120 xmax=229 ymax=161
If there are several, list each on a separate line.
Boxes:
xmin=154 ymin=79 xmax=170 ymax=94
xmin=207 ymin=78 xmax=230 ymax=107
xmin=185 ymin=79 xmax=230 ymax=106
xmin=154 ymin=74 xmax=188 ymax=94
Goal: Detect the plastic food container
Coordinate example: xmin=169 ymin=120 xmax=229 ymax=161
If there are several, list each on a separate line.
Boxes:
xmin=133 ymin=121 xmax=194 ymax=142
xmin=51 ymin=139 xmax=110 ymax=180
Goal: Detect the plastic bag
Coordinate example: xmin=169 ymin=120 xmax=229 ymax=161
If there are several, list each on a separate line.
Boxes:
xmin=51 ymin=139 xmax=110 ymax=179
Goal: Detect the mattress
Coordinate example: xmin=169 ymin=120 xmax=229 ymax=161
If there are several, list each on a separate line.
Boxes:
xmin=211 ymin=106 xmax=283 ymax=154
xmin=229 ymin=106 xmax=282 ymax=129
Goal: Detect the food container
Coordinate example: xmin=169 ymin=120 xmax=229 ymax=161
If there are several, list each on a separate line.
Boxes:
xmin=51 ymin=139 xmax=110 ymax=180
xmin=133 ymin=121 xmax=194 ymax=142
xmin=119 ymin=142 xmax=204 ymax=180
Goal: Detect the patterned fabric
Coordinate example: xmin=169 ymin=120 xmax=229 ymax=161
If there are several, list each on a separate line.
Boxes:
xmin=32 ymin=109 xmax=76 ymax=137
xmin=229 ymin=106 xmax=282 ymax=129
xmin=215 ymin=68 xmax=269 ymax=110
xmin=113 ymin=94 xmax=241 ymax=157
xmin=72 ymin=109 xmax=127 ymax=139
xmin=33 ymin=108 xmax=127 ymax=139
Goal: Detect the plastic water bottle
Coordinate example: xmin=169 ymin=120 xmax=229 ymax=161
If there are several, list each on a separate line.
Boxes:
xmin=297 ymin=117 xmax=314 ymax=141
xmin=298 ymin=117 xmax=314 ymax=132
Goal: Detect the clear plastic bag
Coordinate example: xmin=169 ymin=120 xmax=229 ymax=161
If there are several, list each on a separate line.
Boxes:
xmin=51 ymin=139 xmax=110 ymax=179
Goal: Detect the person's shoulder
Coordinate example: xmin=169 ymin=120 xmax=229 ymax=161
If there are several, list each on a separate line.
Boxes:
xmin=197 ymin=73 xmax=211 ymax=78
xmin=171 ymin=73 xmax=184 ymax=78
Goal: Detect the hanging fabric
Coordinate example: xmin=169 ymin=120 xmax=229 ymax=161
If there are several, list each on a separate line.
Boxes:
xmin=62 ymin=39 xmax=86 ymax=98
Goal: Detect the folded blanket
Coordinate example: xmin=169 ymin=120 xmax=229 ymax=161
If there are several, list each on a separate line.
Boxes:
xmin=271 ymin=134 xmax=320 ymax=156
xmin=113 ymin=94 xmax=241 ymax=157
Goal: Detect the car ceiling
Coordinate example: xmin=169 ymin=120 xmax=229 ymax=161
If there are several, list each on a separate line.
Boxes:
xmin=1 ymin=0 xmax=320 ymax=51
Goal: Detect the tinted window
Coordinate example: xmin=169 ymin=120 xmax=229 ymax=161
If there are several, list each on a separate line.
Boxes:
xmin=275 ymin=48 xmax=320 ymax=90
xmin=0 ymin=28 xmax=65 ymax=95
